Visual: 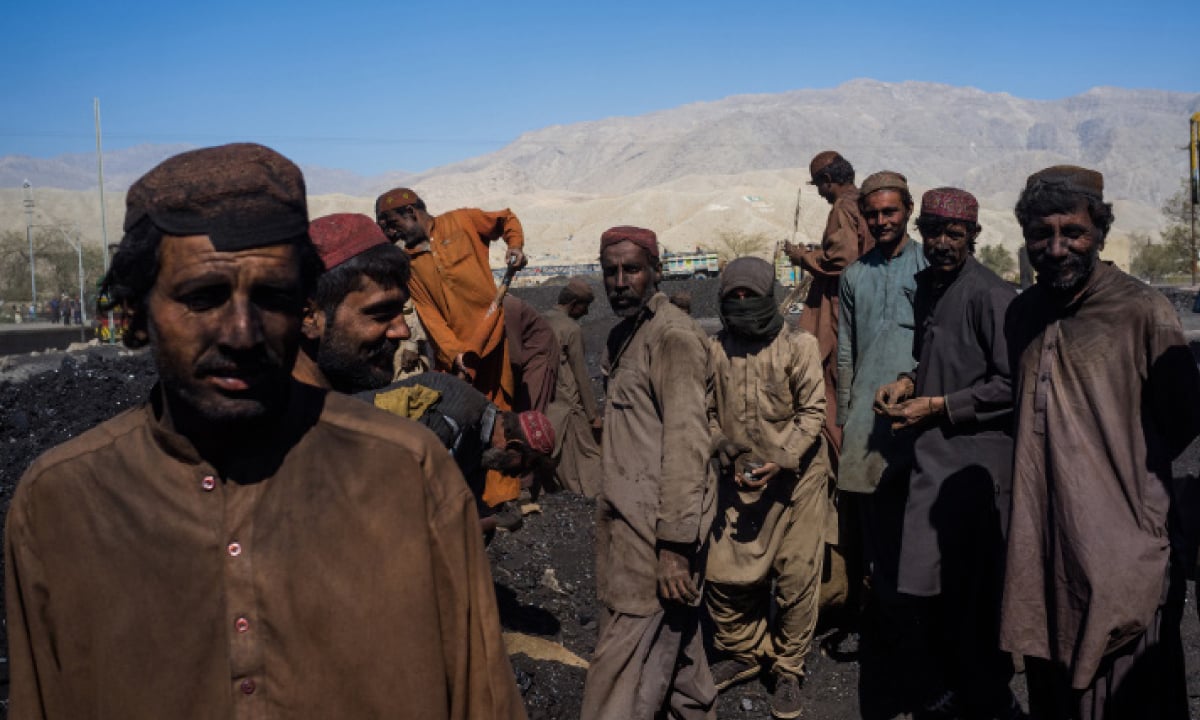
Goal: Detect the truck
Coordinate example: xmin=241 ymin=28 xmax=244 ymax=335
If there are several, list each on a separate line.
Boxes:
xmin=661 ymin=251 xmax=720 ymax=279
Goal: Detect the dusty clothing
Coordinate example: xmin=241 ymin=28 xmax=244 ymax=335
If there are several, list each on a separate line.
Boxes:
xmin=898 ymin=256 xmax=1016 ymax=597
xmin=796 ymin=186 xmax=874 ymax=454
xmin=503 ymin=295 xmax=558 ymax=413
xmin=5 ymin=383 xmax=524 ymax=720
xmin=594 ymin=292 xmax=717 ymax=615
xmin=1000 ymin=262 xmax=1200 ymax=689
xmin=405 ymin=207 xmax=524 ymax=504
xmin=358 ymin=372 xmax=497 ymax=516
xmin=393 ymin=299 xmax=433 ymax=381
xmin=544 ymin=306 xmax=601 ymax=496
xmin=586 ymin=292 xmax=716 ymax=718
xmin=580 ymin=607 xmax=715 ymax=720
xmin=704 ymin=325 xmax=828 ymax=676
xmin=1024 ymin=563 xmax=1188 ymax=720
xmin=836 ymin=237 xmax=927 ymax=493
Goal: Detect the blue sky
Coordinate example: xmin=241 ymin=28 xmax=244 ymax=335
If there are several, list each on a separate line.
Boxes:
xmin=1 ymin=0 xmax=1196 ymax=175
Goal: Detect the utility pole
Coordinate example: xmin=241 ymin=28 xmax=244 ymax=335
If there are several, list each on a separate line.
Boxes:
xmin=23 ymin=180 xmax=36 ymax=314
xmin=95 ymin=98 xmax=114 ymax=339
xmin=1190 ymin=112 xmax=1199 ymax=285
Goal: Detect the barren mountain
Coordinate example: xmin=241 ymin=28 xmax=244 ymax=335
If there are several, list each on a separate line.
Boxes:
xmin=2 ymin=80 xmax=1196 ymax=271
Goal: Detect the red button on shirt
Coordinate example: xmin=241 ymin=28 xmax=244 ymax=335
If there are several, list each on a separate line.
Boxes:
xmin=240 ymin=679 xmax=256 ymax=695
xmin=228 ymin=542 xmax=242 ymax=557
xmin=235 ymin=617 xmax=250 ymax=633
xmin=201 ymin=476 xmax=216 ymax=491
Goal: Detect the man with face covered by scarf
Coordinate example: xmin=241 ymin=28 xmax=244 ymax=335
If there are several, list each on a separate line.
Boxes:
xmin=703 ymin=257 xmax=827 ymax=719
xmin=999 ymin=166 xmax=1200 ymax=720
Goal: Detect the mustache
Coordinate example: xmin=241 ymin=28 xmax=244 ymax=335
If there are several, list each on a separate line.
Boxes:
xmin=195 ymin=349 xmax=282 ymax=378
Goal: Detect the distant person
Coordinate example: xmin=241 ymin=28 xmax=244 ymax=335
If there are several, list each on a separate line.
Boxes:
xmin=503 ymin=294 xmax=559 ymax=414
xmin=376 ymin=187 xmax=528 ymax=509
xmin=704 ymin=257 xmax=827 ymax=720
xmin=581 ymin=226 xmax=717 ymax=720
xmin=543 ymin=278 xmax=602 ymax=496
xmin=783 ymin=151 xmax=874 ymax=630
xmin=5 ymin=144 xmax=526 ymax=719
xmin=873 ymin=188 xmax=1020 ymax=719
xmin=1001 ymin=166 xmax=1200 ymax=719
xmin=668 ymin=290 xmax=692 ymax=314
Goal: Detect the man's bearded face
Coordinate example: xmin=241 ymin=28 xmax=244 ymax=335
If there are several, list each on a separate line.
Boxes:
xmin=1023 ymin=203 xmax=1102 ymax=294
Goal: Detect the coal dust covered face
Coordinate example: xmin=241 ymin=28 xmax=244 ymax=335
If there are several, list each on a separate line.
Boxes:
xmin=601 ymin=240 xmax=659 ymax=319
xmin=147 ymin=234 xmax=306 ymax=427
xmin=1023 ymin=203 xmax=1102 ymax=294
xmin=315 ymin=277 xmax=411 ymax=394
xmin=918 ymin=217 xmax=976 ymax=274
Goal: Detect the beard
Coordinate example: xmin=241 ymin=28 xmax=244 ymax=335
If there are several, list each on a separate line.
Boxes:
xmin=316 ymin=325 xmax=399 ymax=394
xmin=608 ymin=290 xmax=647 ymax=318
xmin=1035 ymin=248 xmax=1098 ymax=294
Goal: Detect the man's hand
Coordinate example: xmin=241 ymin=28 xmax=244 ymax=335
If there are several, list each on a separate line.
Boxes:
xmin=713 ymin=438 xmax=751 ymax=471
xmin=738 ymin=461 xmax=781 ymax=490
xmin=591 ymin=416 xmax=603 ymax=443
xmin=881 ymin=396 xmax=944 ymax=431
xmin=656 ymin=543 xmax=698 ymax=604
xmin=452 ymin=353 xmax=472 ymax=380
xmin=506 ymin=247 xmax=528 ymax=270
xmin=873 ymin=377 xmax=915 ymax=415
xmin=783 ymin=240 xmax=805 ymax=264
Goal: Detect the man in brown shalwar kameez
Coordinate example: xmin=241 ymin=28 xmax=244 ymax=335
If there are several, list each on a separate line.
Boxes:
xmin=4 ymin=145 xmax=526 ymax=720
xmin=703 ymin=257 xmax=827 ymax=720
xmin=783 ymin=151 xmax=874 ymax=631
xmin=544 ymin=277 xmax=602 ymax=496
xmin=503 ymin=294 xmax=558 ymax=413
xmin=1000 ymin=165 xmax=1200 ymax=720
xmin=581 ymin=226 xmax=717 ymax=720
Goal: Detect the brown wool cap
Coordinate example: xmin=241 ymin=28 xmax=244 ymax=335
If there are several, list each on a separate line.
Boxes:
xmin=808 ymin=150 xmax=843 ymax=180
xmin=123 ymin=143 xmax=308 ymax=250
xmin=1024 ymin=165 xmax=1104 ymax=199
xmin=564 ymin=277 xmax=595 ymax=303
xmin=600 ymin=225 xmax=659 ymax=260
xmin=720 ymin=256 xmax=775 ymax=298
xmin=375 ymin=187 xmax=423 ymax=215
xmin=860 ymin=170 xmax=910 ymax=199
xmin=920 ymin=187 xmax=979 ymax=223
xmin=309 ymin=213 xmax=389 ymax=270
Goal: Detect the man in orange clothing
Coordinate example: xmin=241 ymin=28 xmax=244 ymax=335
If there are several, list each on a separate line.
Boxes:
xmin=376 ymin=188 xmax=528 ymax=507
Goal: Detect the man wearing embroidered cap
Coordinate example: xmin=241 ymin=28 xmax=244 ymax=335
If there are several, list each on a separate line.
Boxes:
xmin=5 ymin=145 xmax=526 ymax=719
xmin=1000 ymin=166 xmax=1200 ymax=719
xmin=293 ymin=213 xmax=413 ymax=393
xmin=543 ymin=277 xmax=603 ymax=496
xmin=873 ymin=187 xmax=1020 ymax=718
xmin=376 ymin=187 xmax=528 ymax=510
xmin=582 ymin=226 xmax=717 ymax=720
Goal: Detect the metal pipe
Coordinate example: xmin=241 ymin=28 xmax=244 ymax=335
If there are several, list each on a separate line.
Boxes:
xmin=1190 ymin=113 xmax=1199 ymax=285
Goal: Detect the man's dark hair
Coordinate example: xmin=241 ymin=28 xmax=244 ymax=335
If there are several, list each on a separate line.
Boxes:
xmin=815 ymin=156 xmax=855 ymax=185
xmin=313 ymin=244 xmax=411 ymax=317
xmin=98 ymin=222 xmax=324 ymax=349
xmin=557 ymin=285 xmax=588 ymax=305
xmin=1014 ymin=183 xmax=1114 ymax=241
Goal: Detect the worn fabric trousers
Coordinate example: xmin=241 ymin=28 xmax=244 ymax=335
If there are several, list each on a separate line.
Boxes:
xmin=705 ymin=467 xmax=828 ymax=678
xmin=551 ymin=407 xmax=601 ymax=497
xmin=1024 ymin=562 xmax=1188 ymax=720
xmin=580 ymin=606 xmax=716 ymax=720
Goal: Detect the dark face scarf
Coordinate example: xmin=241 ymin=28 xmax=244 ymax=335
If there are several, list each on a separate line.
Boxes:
xmin=720 ymin=294 xmax=784 ymax=340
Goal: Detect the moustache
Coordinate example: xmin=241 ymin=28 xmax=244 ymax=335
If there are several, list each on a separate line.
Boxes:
xmin=195 ymin=350 xmax=281 ymax=379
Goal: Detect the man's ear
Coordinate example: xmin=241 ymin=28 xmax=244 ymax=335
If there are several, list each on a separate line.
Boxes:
xmin=653 ymin=258 xmax=664 ymax=284
xmin=302 ymin=299 xmax=325 ymax=341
